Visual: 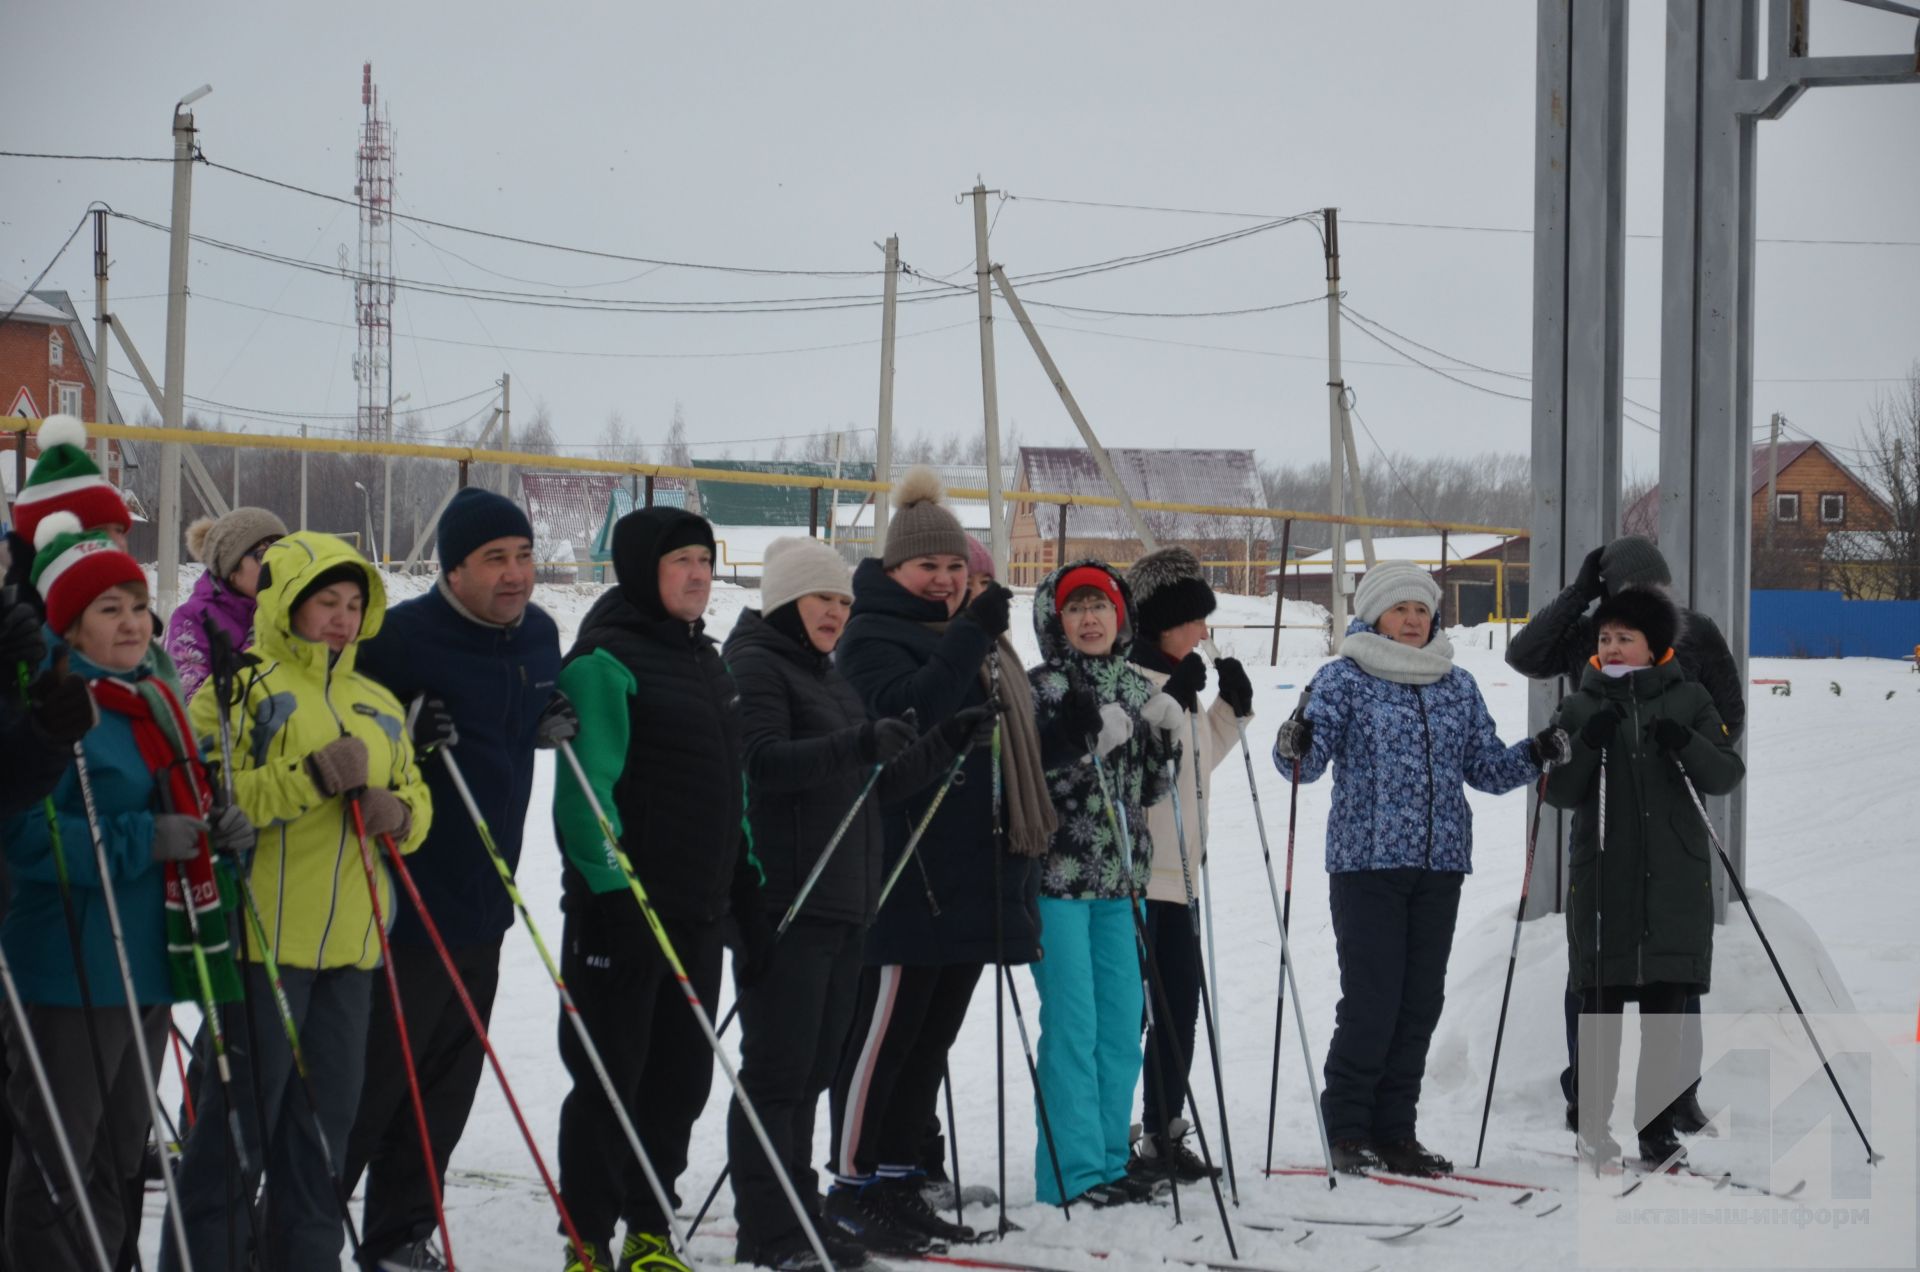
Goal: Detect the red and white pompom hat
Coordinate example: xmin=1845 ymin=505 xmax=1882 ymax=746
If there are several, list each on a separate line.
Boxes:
xmin=30 ymin=511 xmax=147 ymax=635
xmin=11 ymin=415 xmax=133 ymax=547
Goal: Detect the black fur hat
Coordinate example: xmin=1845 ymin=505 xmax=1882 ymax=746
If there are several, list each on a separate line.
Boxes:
xmin=1591 ymin=584 xmax=1681 ymax=658
xmin=1126 ymin=546 xmax=1217 ymax=641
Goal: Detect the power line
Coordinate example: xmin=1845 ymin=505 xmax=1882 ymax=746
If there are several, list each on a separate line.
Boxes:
xmin=1 ymin=211 xmax=91 ymax=326
xmin=107 ymin=364 xmax=499 ymax=422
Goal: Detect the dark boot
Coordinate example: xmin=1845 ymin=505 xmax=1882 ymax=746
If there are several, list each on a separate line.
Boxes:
xmin=823 ymin=1183 xmax=940 ymax=1258
xmin=1637 ymin=1121 xmax=1687 ymax=1170
xmin=869 ymin=1176 xmax=975 ymax=1245
xmin=1130 ymin=1118 xmax=1222 ymax=1182
xmin=1328 ymin=1139 xmax=1384 ymax=1175
xmin=1669 ymin=1087 xmax=1716 ymax=1137
xmin=1373 ymin=1138 xmax=1453 ymax=1178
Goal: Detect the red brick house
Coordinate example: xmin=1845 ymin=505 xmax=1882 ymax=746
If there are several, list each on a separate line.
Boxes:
xmin=1 ymin=285 xmax=131 ymax=530
xmin=1622 ymin=440 xmax=1890 ymax=591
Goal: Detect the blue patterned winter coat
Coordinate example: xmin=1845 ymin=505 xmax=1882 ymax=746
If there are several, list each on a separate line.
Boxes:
xmin=1284 ymin=625 xmax=1538 ymax=874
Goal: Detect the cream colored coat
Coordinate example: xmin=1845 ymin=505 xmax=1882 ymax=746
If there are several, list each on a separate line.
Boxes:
xmin=1130 ymin=661 xmax=1248 ymax=905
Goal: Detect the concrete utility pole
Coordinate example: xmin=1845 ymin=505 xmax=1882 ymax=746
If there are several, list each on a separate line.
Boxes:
xmin=299 ymin=423 xmax=309 ymax=529
xmin=992 ymin=264 xmax=1157 ymax=554
xmin=1322 ymin=207 xmax=1350 ymax=639
xmin=157 ymin=85 xmax=209 ymax=615
xmin=873 ymin=234 xmax=899 ymax=553
xmin=970 ymin=184 xmax=1008 ymax=575
xmin=498 ymin=373 xmax=512 ymax=496
xmin=92 ymin=210 xmax=109 ymax=472
xmin=1765 ymin=412 xmax=1782 ymax=553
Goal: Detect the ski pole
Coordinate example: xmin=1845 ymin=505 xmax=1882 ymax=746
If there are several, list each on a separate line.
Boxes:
xmin=67 ymin=743 xmax=199 ymax=1272
xmin=0 ymin=940 xmax=115 ymax=1272
xmin=942 ymin=1063 xmax=966 ymax=1228
xmin=1091 ymin=749 xmax=1237 ymax=1256
xmin=437 ymin=749 xmax=687 ymax=1260
xmin=874 ymin=744 xmax=974 ymax=910
xmin=1248 ymin=692 xmax=1336 ymax=1188
xmin=1163 ymin=743 xmax=1236 ymax=1204
xmin=1473 ymin=770 xmax=1552 ymax=1169
xmin=1187 ymin=710 xmax=1235 ymax=1199
xmin=345 ymin=797 xmax=457 ymax=1269
xmin=557 ymin=738 xmax=839 ymax=1272
xmin=371 ymin=823 xmax=601 ymax=1264
xmin=1672 ymin=760 xmax=1878 ymax=1163
xmin=1588 ymin=750 xmax=1608 ymax=1177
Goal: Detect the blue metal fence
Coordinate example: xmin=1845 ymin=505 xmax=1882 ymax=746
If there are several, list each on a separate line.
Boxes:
xmin=1750 ymin=589 xmax=1920 ymax=660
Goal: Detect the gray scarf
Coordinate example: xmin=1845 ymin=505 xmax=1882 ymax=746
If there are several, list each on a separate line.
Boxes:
xmin=1338 ymin=627 xmax=1456 ymax=685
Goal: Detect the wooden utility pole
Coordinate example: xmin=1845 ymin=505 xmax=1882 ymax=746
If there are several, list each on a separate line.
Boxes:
xmin=970 ymin=185 xmax=1008 ymax=574
xmin=874 ymin=235 xmax=899 ymax=553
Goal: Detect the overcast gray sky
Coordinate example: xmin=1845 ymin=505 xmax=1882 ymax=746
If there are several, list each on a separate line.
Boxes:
xmin=4 ymin=1 xmax=1916 ymax=483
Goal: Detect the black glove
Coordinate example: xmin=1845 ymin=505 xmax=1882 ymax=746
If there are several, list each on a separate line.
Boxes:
xmin=1572 ymin=544 xmax=1607 ymax=602
xmin=200 ymin=618 xmax=253 ymax=696
xmin=938 ymin=703 xmax=998 ymax=752
xmin=405 ymin=695 xmax=459 ymax=754
xmin=1579 ymin=711 xmax=1620 ymax=750
xmin=960 ymin=582 xmax=1012 ymax=639
xmin=1651 ymin=718 xmax=1693 ymax=753
xmin=1214 ymin=656 xmax=1253 ymax=718
xmin=1164 ymin=653 xmax=1207 ymax=714
xmin=859 ymin=716 xmax=917 ymax=763
xmin=732 ymin=901 xmax=777 ymax=989
xmin=27 ymin=653 xmax=96 ymax=746
xmin=1059 ymin=683 xmax=1104 ymax=748
xmin=534 ymin=692 xmax=579 ymax=750
xmin=1531 ymin=726 xmax=1572 ymax=768
xmin=1273 ymin=717 xmax=1313 ymax=762
xmin=208 ymin=804 xmax=254 ymax=858
xmin=1 ymin=600 xmax=45 ymax=688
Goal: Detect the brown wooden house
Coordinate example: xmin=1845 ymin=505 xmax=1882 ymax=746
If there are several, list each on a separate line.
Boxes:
xmin=1623 ymin=440 xmax=1891 ymax=592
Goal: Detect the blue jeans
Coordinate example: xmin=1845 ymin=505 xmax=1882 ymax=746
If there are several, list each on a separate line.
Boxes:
xmin=1030 ymin=897 xmax=1143 ymax=1204
xmin=159 ymin=965 xmax=371 ymax=1272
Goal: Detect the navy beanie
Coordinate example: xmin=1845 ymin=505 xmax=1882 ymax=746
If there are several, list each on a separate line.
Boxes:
xmin=437 ymin=488 xmax=534 ymax=568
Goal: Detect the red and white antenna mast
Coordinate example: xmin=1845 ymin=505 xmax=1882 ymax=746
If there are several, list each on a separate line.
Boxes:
xmin=353 ymin=62 xmax=395 ymax=443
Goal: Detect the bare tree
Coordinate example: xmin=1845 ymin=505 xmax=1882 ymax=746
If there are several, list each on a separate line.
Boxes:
xmin=1845 ymin=360 xmax=1920 ymax=599
xmin=597 ymin=410 xmax=644 ymax=463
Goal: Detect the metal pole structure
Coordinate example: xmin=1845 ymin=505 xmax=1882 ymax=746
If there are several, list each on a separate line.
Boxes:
xmin=991 ymin=265 xmax=1158 ymax=554
xmin=1765 ymin=411 xmax=1781 ymax=554
xmin=826 ymin=429 xmax=843 ymax=546
xmin=299 ymin=423 xmax=309 ymax=529
xmin=158 ymin=86 xmax=209 ymax=616
xmin=1269 ymin=518 xmax=1291 ymax=666
xmin=874 ymin=234 xmax=899 ymax=552
xmin=1338 ymin=410 xmax=1376 ymax=569
xmin=971 ymin=184 xmax=1009 ymax=575
xmin=92 ymin=210 xmax=109 ymax=472
xmin=498 ymin=372 xmax=511 ymax=495
xmin=1322 ymin=207 xmax=1348 ymax=641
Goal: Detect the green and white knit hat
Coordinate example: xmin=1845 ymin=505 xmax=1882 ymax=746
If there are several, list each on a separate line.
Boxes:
xmin=30 ymin=511 xmax=147 ymax=635
xmin=13 ymin=415 xmax=131 ymax=547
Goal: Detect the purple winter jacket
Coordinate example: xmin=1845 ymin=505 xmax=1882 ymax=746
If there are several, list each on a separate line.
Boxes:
xmin=163 ymin=571 xmax=257 ymax=704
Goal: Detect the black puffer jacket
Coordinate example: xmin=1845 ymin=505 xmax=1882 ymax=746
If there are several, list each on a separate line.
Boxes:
xmin=554 ymin=507 xmax=754 ymax=925
xmin=1506 ymin=581 xmax=1746 ymax=741
xmin=724 ymin=607 xmax=961 ymax=927
xmin=836 ymin=558 xmax=1049 ymax=966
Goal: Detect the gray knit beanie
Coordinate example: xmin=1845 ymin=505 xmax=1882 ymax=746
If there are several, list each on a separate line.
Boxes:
xmin=1599 ymin=535 xmax=1671 ymax=591
xmin=1353 ymin=560 xmax=1442 ymax=625
xmin=761 ymin=536 xmax=853 ymax=614
xmin=185 ymin=507 xmax=289 ymax=581
xmin=881 ymin=466 xmax=968 ymax=568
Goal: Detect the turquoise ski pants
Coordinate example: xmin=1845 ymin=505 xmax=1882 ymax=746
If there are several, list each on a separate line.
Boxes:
xmin=1029 ymin=896 xmax=1145 ymax=1205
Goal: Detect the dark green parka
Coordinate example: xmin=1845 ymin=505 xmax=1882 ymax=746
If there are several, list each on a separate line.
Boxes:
xmin=1544 ymin=656 xmax=1744 ymax=994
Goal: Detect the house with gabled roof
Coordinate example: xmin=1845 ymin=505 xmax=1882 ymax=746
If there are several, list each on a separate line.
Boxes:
xmin=1622 ymin=439 xmax=1891 ymax=591
xmin=1 ymin=285 xmax=136 ymax=532
xmin=1007 ymin=446 xmax=1268 ymax=591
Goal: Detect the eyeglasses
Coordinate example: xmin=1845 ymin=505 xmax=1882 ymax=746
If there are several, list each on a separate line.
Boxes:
xmin=244 ymin=537 xmax=282 ymax=562
xmin=1063 ymin=598 xmax=1115 ymax=616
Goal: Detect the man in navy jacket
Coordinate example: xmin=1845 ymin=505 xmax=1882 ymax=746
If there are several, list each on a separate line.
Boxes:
xmin=347 ymin=488 xmax=573 ymax=1270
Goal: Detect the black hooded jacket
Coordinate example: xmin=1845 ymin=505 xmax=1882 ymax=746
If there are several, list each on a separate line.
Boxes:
xmin=723 ymin=607 xmax=959 ymax=927
xmin=553 ymin=507 xmax=755 ymax=924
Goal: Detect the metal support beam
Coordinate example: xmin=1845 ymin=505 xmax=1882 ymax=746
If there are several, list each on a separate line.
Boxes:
xmin=873 ymin=235 xmax=899 ymax=553
xmin=1525 ymin=0 xmax=1630 ymax=920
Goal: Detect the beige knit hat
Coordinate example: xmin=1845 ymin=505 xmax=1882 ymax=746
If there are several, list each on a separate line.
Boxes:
xmin=186 ymin=506 xmax=289 ymax=581
xmin=761 ymin=536 xmax=853 ymax=614
xmin=881 ymin=466 xmax=968 ymax=568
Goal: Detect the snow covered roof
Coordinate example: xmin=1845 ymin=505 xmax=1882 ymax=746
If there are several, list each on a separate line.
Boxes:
xmin=0 ymin=282 xmax=70 ymax=323
xmin=1016 ymin=446 xmax=1262 ymax=538
xmin=1270 ymin=533 xmax=1514 ymax=578
xmin=521 ymin=473 xmax=622 ymax=561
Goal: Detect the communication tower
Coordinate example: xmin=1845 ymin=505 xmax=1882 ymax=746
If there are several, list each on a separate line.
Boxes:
xmin=353 ymin=62 xmax=395 ymax=443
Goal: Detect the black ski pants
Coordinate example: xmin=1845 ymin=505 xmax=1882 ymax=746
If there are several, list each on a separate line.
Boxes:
xmin=343 ymin=941 xmax=500 ymax=1264
xmin=828 ymin=963 xmax=982 ymax=1183
xmin=728 ymin=918 xmax=864 ymax=1251
xmin=1320 ymin=867 xmax=1462 ymax=1144
xmin=1572 ymin=982 xmax=1692 ymax=1137
xmin=556 ymin=909 xmax=721 ymax=1250
xmin=1561 ymin=983 xmax=1703 ymax=1108
xmin=1138 ymin=899 xmax=1202 ymax=1138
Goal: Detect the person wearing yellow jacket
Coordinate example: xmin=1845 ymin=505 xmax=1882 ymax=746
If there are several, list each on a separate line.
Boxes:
xmin=164 ymin=531 xmax=431 ymax=1272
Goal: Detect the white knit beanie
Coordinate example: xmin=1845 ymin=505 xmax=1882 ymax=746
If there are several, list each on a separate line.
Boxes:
xmin=1353 ymin=560 xmax=1442 ymax=625
xmin=760 ymin=536 xmax=852 ymax=615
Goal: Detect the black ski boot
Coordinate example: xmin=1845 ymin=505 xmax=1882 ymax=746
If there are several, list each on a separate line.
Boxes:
xmin=1638 ymin=1123 xmax=1687 ymax=1170
xmin=1129 ymin=1118 xmax=1222 ymax=1182
xmin=1374 ymin=1138 xmax=1453 ymax=1178
xmin=870 ymin=1176 xmax=975 ymax=1245
xmin=824 ymin=1184 xmax=940 ymax=1258
xmin=1669 ymin=1087 xmax=1717 ymax=1137
xmin=1328 ymin=1139 xmax=1384 ymax=1175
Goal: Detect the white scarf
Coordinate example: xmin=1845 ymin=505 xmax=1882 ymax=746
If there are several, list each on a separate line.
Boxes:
xmin=1338 ymin=627 xmax=1456 ymax=685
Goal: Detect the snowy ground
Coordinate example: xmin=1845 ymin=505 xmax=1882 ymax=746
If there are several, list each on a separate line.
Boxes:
xmin=143 ymin=576 xmax=1920 ymax=1270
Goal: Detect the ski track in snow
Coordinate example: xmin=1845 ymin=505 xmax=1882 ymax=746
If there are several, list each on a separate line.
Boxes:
xmin=138 ymin=573 xmax=1920 ymax=1269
